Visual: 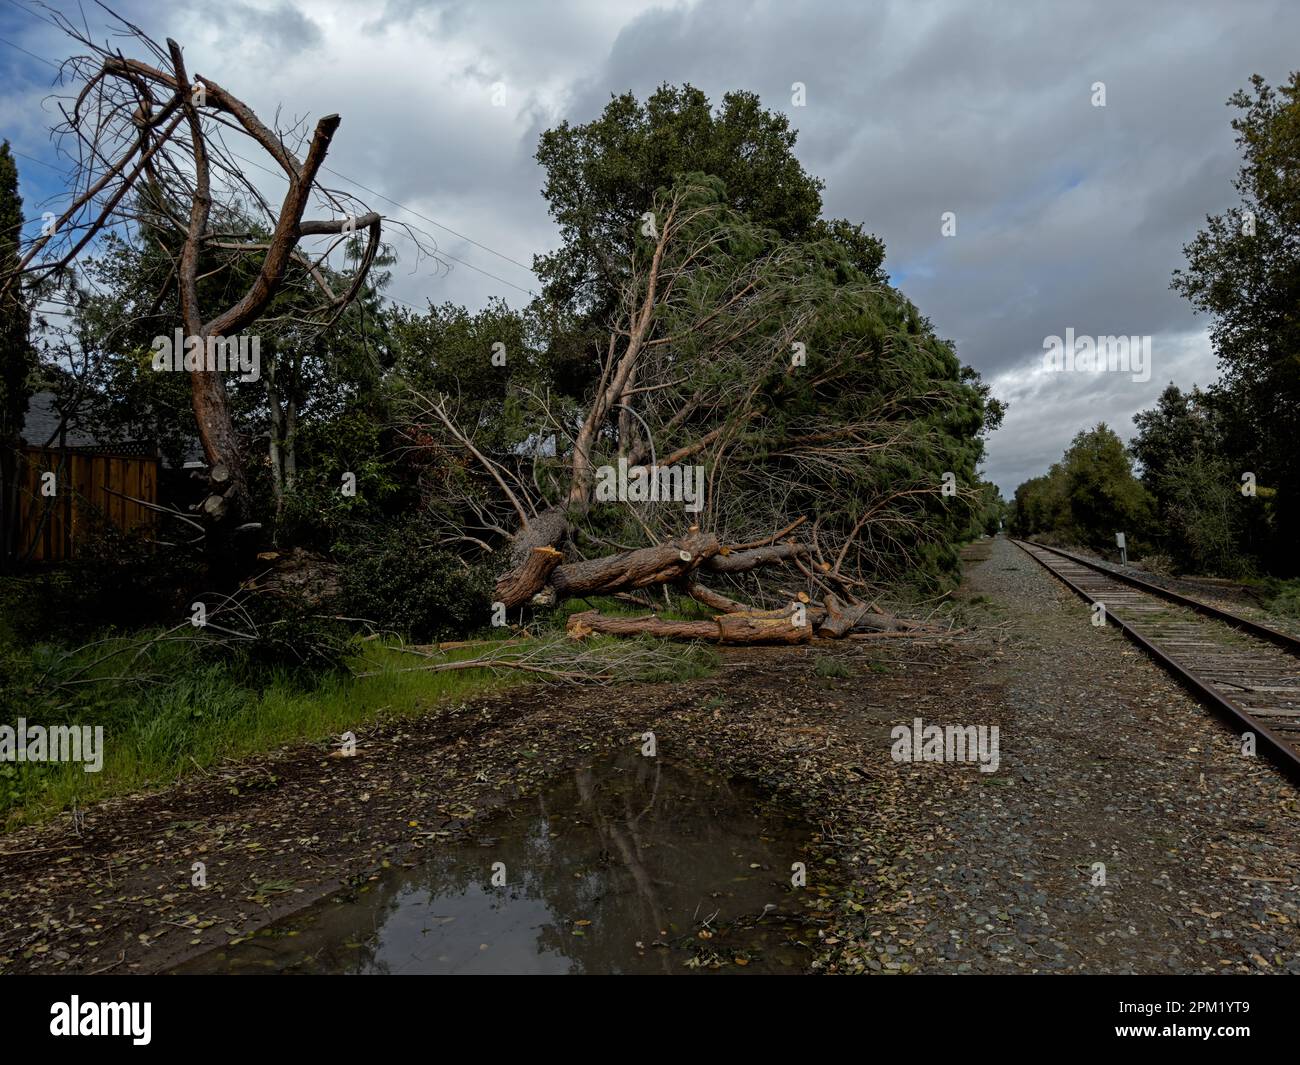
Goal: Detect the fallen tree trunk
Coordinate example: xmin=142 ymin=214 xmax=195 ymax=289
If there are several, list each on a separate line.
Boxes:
xmin=494 ymin=508 xmax=572 ymax=608
xmin=702 ymin=543 xmax=807 ymax=573
xmin=567 ymin=604 xmax=813 ymax=645
xmin=681 ymin=579 xmax=750 ymax=613
xmin=567 ymin=611 xmax=717 ymax=641
xmin=484 ymin=498 xmax=932 ymax=642
xmin=495 ymin=545 xmax=564 ymax=608
xmin=715 ymin=605 xmax=813 ymax=644
xmin=550 ymin=531 xmax=719 ymax=598
xmin=852 ymin=611 xmax=926 ymax=632
xmin=817 ymin=592 xmax=873 ymax=638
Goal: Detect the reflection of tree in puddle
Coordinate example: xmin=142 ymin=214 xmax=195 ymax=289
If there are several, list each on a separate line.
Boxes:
xmin=180 ymin=756 xmax=809 ymax=974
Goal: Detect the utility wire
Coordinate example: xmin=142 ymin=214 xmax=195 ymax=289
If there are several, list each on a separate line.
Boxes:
xmin=1 ymin=5 xmax=541 ymax=300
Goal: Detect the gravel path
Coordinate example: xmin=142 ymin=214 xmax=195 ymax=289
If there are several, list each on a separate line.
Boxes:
xmin=5 ymin=534 xmax=1297 ymax=975
xmin=831 ymin=535 xmax=1300 ymax=974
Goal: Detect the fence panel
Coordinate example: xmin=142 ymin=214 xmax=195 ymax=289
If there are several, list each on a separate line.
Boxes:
xmin=17 ymin=447 xmax=159 ymax=562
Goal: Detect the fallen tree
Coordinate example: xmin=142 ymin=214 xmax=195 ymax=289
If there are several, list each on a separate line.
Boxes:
xmin=568 ymin=604 xmax=813 ymax=645
xmin=405 ymin=175 xmax=995 ymax=640
xmin=565 ymin=602 xmax=946 ymax=645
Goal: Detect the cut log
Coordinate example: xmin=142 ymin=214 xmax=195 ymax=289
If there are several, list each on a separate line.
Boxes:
xmin=550 ymin=531 xmax=719 ymax=598
xmin=715 ymin=606 xmax=812 ymax=644
xmin=567 ymin=610 xmax=716 ymax=641
xmin=818 ymin=592 xmax=873 ymax=638
xmin=566 ymin=603 xmax=813 ymax=645
xmin=493 ymin=507 xmax=572 ymax=608
xmin=494 ymin=545 xmax=563 ymax=608
xmin=201 ymin=493 xmax=228 ymax=521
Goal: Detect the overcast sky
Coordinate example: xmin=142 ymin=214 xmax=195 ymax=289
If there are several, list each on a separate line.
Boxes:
xmin=3 ymin=0 xmax=1297 ymax=496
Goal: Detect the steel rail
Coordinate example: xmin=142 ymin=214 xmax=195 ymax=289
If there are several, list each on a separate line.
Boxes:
xmin=1011 ymin=538 xmax=1300 ymax=783
xmin=1023 ymin=539 xmax=1300 ymax=655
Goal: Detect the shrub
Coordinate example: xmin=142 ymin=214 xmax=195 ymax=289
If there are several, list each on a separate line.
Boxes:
xmin=339 ymin=520 xmax=497 ymax=642
xmin=1266 ymin=581 xmax=1300 ymax=620
xmin=814 ymin=656 xmax=852 ymax=678
xmin=1138 ymin=553 xmax=1175 ymax=578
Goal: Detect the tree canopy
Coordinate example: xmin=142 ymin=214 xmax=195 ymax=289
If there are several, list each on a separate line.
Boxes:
xmin=1169 ymin=72 xmax=1300 ymax=564
xmin=1011 ymin=425 xmax=1151 ymax=552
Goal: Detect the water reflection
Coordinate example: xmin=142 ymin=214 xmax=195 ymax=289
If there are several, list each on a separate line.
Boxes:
xmin=177 ymin=754 xmax=812 ymax=974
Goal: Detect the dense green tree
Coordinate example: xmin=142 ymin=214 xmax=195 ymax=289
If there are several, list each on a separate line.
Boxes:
xmin=1130 ymin=384 xmax=1209 ymax=492
xmin=1130 ymin=384 xmax=1268 ymax=574
xmin=966 ymin=480 xmax=1007 ymax=537
xmin=1011 ymin=425 xmax=1152 ymax=551
xmin=536 ymin=84 xmax=826 ymax=313
xmin=1010 ymin=468 xmax=1067 ymax=539
xmin=1170 ymin=72 xmax=1300 ymax=568
xmin=1061 ymin=425 xmax=1153 ymax=549
xmin=533 ymin=85 xmax=885 ymax=399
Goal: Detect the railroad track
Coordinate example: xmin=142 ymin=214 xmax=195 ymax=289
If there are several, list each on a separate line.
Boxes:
xmin=1012 ymin=538 xmax=1300 ymax=781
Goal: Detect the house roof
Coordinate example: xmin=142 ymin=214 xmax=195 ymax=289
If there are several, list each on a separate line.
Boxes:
xmin=20 ymin=391 xmax=103 ymax=449
xmin=20 ymin=391 xmax=172 ymax=461
xmin=21 ymin=391 xmax=210 ymax=468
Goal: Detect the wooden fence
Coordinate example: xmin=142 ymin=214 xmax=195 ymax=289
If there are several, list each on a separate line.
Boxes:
xmin=16 ymin=446 xmax=158 ymax=562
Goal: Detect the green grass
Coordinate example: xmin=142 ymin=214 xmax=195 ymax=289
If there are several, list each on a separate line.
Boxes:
xmin=813 ymin=656 xmax=853 ymax=679
xmin=1 ymin=628 xmax=716 ymax=831
xmin=1265 ymin=579 xmax=1300 ymax=620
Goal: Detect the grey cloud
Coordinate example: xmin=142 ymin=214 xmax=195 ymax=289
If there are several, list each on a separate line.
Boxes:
xmin=178 ymin=1 xmax=323 ymax=56
xmin=8 ymin=0 xmax=1297 ymax=494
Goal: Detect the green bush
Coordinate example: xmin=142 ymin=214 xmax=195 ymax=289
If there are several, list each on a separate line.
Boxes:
xmin=19 ymin=524 xmax=197 ymax=640
xmin=200 ymin=595 xmax=358 ymax=681
xmin=339 ymin=521 xmax=498 ymax=641
xmin=814 ymin=656 xmax=852 ymax=678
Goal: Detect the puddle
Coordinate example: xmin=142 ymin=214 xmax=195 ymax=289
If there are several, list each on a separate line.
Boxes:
xmin=176 ymin=754 xmax=815 ymax=974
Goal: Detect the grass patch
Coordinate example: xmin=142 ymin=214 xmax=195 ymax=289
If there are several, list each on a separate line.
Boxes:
xmin=813 ymin=656 xmax=853 ymax=679
xmin=1264 ymin=579 xmax=1300 ymax=620
xmin=1 ymin=628 xmax=716 ymax=831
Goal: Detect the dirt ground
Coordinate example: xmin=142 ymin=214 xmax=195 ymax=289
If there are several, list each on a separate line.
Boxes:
xmin=2 ymin=535 xmax=1298 ymax=975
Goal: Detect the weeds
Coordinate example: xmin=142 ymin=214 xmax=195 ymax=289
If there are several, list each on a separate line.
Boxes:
xmin=813 ymin=656 xmax=853 ymax=679
xmin=1 ymin=627 xmax=716 ymax=830
xmin=1265 ymin=580 xmax=1300 ymax=620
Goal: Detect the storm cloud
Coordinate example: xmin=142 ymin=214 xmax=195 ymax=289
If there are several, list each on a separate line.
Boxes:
xmin=3 ymin=0 xmax=1296 ymax=494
